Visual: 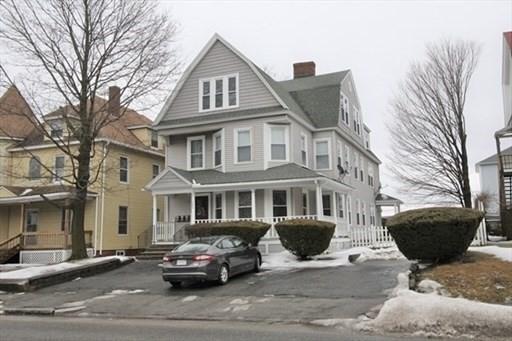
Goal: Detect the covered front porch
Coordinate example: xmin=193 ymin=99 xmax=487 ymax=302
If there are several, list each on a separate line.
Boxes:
xmin=146 ymin=164 xmax=353 ymax=246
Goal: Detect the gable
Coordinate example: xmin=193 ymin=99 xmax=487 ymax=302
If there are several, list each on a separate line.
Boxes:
xmin=158 ymin=39 xmax=281 ymax=123
xmin=147 ymin=168 xmax=191 ymax=192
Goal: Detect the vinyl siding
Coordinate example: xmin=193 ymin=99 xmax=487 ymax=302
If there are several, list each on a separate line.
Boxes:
xmin=164 ymin=40 xmax=280 ymax=120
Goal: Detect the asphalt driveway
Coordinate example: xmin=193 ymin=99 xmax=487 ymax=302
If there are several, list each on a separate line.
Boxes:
xmin=0 ymin=258 xmax=410 ymax=323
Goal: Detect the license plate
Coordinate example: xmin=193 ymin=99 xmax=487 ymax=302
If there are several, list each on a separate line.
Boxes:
xmin=176 ymin=260 xmax=187 ymax=266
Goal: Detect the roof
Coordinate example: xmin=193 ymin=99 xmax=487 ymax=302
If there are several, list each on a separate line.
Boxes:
xmin=476 ymin=146 xmax=512 ymax=166
xmin=278 ymin=70 xmax=350 ymax=91
xmin=171 ymin=163 xmax=332 ymax=185
xmin=17 ymin=97 xmax=156 ymax=151
xmin=0 ymin=185 xmax=96 ymax=197
xmin=0 ymin=86 xmax=36 ymax=139
xmin=375 ymin=193 xmax=403 ymax=204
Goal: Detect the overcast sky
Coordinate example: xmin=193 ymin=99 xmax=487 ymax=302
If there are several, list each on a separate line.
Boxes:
xmin=158 ymin=0 xmax=512 ymax=205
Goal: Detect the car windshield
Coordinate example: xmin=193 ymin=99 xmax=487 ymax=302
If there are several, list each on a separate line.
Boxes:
xmin=173 ymin=237 xmax=217 ymax=253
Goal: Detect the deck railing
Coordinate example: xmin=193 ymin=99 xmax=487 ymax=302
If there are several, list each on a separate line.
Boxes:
xmin=20 ymin=231 xmax=93 ymax=250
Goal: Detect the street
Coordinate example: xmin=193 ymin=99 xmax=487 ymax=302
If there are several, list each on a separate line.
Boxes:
xmin=0 ymin=315 xmax=432 ymax=341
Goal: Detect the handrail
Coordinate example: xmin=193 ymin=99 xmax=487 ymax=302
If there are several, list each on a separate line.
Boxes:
xmin=0 ymin=233 xmax=22 ymax=249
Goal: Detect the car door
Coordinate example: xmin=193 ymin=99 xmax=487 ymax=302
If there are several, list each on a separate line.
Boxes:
xmin=229 ymin=237 xmax=253 ymax=272
xmin=218 ymin=238 xmax=241 ymax=274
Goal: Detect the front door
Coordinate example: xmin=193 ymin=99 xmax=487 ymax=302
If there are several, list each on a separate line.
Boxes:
xmin=195 ymin=195 xmax=209 ymax=220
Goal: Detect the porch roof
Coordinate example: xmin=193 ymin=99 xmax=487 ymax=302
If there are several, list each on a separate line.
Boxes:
xmin=0 ymin=185 xmax=97 ymax=205
xmin=375 ymin=193 xmax=403 ymax=206
xmin=147 ymin=163 xmax=353 ymax=193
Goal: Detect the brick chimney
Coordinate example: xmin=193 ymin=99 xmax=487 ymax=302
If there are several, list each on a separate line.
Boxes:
xmin=108 ymin=86 xmax=121 ymax=116
xmin=293 ymin=61 xmax=316 ymax=79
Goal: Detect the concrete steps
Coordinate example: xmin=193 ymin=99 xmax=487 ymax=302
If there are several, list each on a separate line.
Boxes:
xmin=137 ymin=244 xmax=179 ymax=260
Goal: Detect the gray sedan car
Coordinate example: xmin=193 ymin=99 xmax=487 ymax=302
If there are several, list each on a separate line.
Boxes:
xmin=161 ymin=236 xmax=262 ymax=287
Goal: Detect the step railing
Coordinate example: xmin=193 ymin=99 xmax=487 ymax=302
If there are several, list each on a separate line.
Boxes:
xmin=0 ymin=233 xmax=22 ymax=263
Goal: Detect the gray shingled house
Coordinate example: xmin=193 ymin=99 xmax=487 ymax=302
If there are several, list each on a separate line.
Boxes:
xmin=145 ymin=34 xmax=389 ymax=252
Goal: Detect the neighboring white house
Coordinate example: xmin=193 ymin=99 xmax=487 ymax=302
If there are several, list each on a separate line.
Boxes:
xmin=145 ymin=34 xmax=394 ymax=250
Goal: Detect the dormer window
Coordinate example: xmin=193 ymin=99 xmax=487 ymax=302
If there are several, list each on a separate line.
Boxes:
xmin=50 ymin=120 xmax=63 ymax=138
xmin=340 ymin=91 xmax=349 ymax=126
xmin=200 ymin=74 xmax=238 ymax=112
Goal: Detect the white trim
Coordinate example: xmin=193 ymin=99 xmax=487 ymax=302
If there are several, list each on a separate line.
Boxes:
xmin=154 ymin=33 xmax=289 ymax=125
xmin=234 ymin=190 xmax=253 ymax=219
xmin=300 ymin=132 xmax=308 ymax=168
xmin=234 ymin=127 xmax=252 ymax=164
xmin=314 ymin=138 xmax=331 ymax=170
xmin=186 ymin=135 xmax=206 ymax=170
xmin=213 ymin=192 xmax=226 ymax=219
xmin=198 ymin=73 xmax=239 ymax=113
xmin=213 ymin=130 xmax=224 ymax=169
xmin=265 ymin=124 xmax=290 ymax=164
xmin=119 ymin=156 xmax=130 ymax=184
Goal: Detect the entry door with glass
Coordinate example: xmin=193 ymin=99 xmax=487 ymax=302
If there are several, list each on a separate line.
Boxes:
xmin=195 ymin=195 xmax=209 ymax=220
xmin=25 ymin=209 xmax=39 ymax=245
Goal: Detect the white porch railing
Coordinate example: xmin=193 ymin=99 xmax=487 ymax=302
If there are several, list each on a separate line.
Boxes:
xmin=153 ymin=222 xmax=177 ymax=244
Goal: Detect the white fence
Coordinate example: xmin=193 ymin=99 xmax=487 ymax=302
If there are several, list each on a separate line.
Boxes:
xmin=351 ymin=220 xmax=488 ymax=248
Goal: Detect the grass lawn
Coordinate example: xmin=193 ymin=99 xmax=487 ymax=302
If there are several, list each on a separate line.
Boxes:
xmin=420 ymin=251 xmax=512 ymax=304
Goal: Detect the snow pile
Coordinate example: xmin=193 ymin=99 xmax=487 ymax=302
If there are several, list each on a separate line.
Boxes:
xmin=470 ymin=245 xmax=512 ymax=262
xmin=360 ymin=289 xmax=512 ymax=338
xmin=261 ymin=247 xmax=404 ymax=271
xmin=0 ymin=256 xmax=131 ymax=281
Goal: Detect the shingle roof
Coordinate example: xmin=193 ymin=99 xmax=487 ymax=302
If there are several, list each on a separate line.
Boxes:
xmin=0 ymin=86 xmax=36 ymax=139
xmin=476 ymin=146 xmax=512 ymax=166
xmin=171 ymin=163 xmax=337 ymax=185
xmin=289 ymin=86 xmax=341 ymax=128
xmin=278 ymin=70 xmax=350 ymax=92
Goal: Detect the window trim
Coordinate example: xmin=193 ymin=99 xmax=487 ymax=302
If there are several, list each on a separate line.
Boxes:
xmin=234 ymin=127 xmax=252 ymax=164
xmin=150 ymin=130 xmax=159 ymax=149
xmin=198 ymin=73 xmax=239 ymax=113
xmin=339 ymin=91 xmax=350 ymax=126
xmin=213 ymin=192 xmax=225 ymax=220
xmin=53 ymin=155 xmax=65 ymax=183
xmin=119 ymin=156 xmax=130 ymax=184
xmin=300 ymin=133 xmax=308 ymax=167
xmin=314 ymin=138 xmax=331 ymax=170
xmin=118 ymin=206 xmax=129 ymax=236
xmin=267 ymin=124 xmax=289 ymax=162
xmin=322 ymin=193 xmax=332 ymax=217
xmin=187 ymin=135 xmax=206 ymax=170
xmin=235 ymin=190 xmax=252 ymax=219
xmin=213 ymin=130 xmax=224 ymax=168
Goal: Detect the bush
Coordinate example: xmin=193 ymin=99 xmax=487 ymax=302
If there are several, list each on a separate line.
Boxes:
xmin=386 ymin=207 xmax=484 ymax=262
xmin=184 ymin=221 xmax=271 ymax=246
xmin=275 ymin=219 xmax=335 ymax=259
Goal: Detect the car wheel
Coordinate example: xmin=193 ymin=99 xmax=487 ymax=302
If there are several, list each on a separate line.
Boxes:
xmin=217 ymin=264 xmax=229 ymax=285
xmin=170 ymin=281 xmax=182 ymax=288
xmin=253 ymin=255 xmax=261 ymax=273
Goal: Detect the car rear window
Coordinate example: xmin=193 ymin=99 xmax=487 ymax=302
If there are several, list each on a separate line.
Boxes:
xmin=174 ymin=238 xmax=216 ymax=253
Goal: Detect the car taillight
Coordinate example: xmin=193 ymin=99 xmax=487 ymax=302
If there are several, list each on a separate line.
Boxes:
xmin=162 ymin=256 xmax=172 ymax=262
xmin=192 ymin=254 xmax=214 ymax=261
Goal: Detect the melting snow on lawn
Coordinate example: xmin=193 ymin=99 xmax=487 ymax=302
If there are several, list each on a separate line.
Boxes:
xmin=261 ymin=247 xmax=404 ymax=270
xmin=0 ymin=256 xmax=132 ymax=281
xmin=469 ymin=245 xmax=512 ymax=262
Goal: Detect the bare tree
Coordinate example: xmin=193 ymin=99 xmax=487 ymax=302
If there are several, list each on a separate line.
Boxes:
xmin=0 ymin=0 xmax=179 ymax=259
xmin=388 ymin=40 xmax=479 ymax=208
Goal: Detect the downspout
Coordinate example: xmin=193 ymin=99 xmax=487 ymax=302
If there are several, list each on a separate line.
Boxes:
xmin=99 ymin=141 xmax=110 ymax=255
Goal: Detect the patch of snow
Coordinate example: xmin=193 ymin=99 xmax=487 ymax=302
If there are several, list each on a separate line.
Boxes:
xmin=416 ymin=279 xmax=445 ymax=295
xmin=182 ymin=295 xmax=198 ymax=302
xmin=230 ymin=298 xmax=249 ymax=305
xmin=109 ymin=289 xmax=145 ymax=295
xmin=470 ymin=245 xmax=512 ymax=262
xmin=0 ymin=256 xmax=132 ymax=281
xmin=261 ymin=247 xmax=403 ymax=271
xmin=488 ymin=235 xmax=507 ymax=242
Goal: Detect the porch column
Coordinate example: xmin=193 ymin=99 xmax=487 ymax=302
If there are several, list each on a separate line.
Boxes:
xmin=152 ymin=195 xmax=158 ymax=226
xmin=190 ymin=191 xmax=196 ymax=224
xmin=164 ymin=195 xmax=169 ymax=222
xmin=251 ymin=189 xmax=256 ymax=219
xmin=333 ymin=192 xmax=339 ymax=236
xmin=316 ymin=181 xmax=323 ymax=219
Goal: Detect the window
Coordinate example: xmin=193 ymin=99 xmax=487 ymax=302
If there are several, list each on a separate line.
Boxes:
xmin=364 ymin=130 xmax=370 ymax=149
xmin=368 ymin=166 xmax=375 ymax=187
xmin=347 ymin=196 xmax=352 ymax=225
xmin=25 ymin=209 xmax=38 ymax=232
xmin=353 ymin=153 xmax=359 ymax=179
xmin=270 ymin=126 xmax=287 ymax=161
xmin=50 ymin=120 xmax=63 ymax=138
xmin=200 ymin=74 xmax=238 ymax=112
xmin=361 ymin=201 xmax=366 ymax=226
xmin=353 ymin=108 xmax=361 ymax=135
xmin=151 ymin=131 xmax=159 ymax=148
xmin=339 ymin=91 xmax=350 ymax=126
xmin=237 ymin=191 xmax=252 ymax=218
xmin=344 ymin=145 xmax=351 ymax=173
xmin=187 ymin=136 xmax=205 ymax=170
xmin=60 ymin=208 xmax=67 ymax=232
xmin=215 ymin=193 xmax=223 ymax=219
xmin=300 ymin=133 xmax=308 ymax=166
xmin=337 ymin=193 xmax=344 ymax=219
xmin=322 ymin=194 xmax=332 ymax=216
xmin=28 ymin=156 xmax=41 ymax=180
xmin=152 ymin=164 xmax=160 ymax=179
xmin=302 ymin=191 xmax=308 ymax=215
xmin=120 ymin=156 xmax=129 ymax=183
xmin=213 ymin=131 xmax=223 ymax=167
xmin=356 ymin=199 xmax=360 ymax=225
xmin=53 ymin=156 xmax=65 ymax=182
xmin=315 ymin=139 xmax=330 ymax=170
xmin=336 ymin=141 xmax=343 ymax=168
xmin=370 ymin=205 xmax=376 ymax=226
xmin=118 ymin=206 xmax=128 ymax=235
xmin=272 ymin=190 xmax=288 ymax=217
xmin=201 ymin=80 xmax=210 ymax=110
xmin=236 ymin=128 xmax=251 ymax=163
xmin=360 ymin=156 xmax=364 ymax=182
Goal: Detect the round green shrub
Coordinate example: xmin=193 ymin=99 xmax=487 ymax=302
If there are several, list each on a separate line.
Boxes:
xmin=185 ymin=221 xmax=271 ymax=246
xmin=386 ymin=207 xmax=484 ymax=262
xmin=275 ymin=219 xmax=335 ymax=259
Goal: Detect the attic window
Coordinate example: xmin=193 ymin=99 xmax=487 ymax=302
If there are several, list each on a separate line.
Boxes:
xmin=199 ymin=74 xmax=238 ymax=112
xmin=339 ymin=92 xmax=349 ymax=126
xmin=50 ymin=120 xmax=63 ymax=138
